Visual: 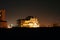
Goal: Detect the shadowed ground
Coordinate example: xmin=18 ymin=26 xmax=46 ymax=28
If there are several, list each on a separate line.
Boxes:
xmin=0 ymin=26 xmax=60 ymax=36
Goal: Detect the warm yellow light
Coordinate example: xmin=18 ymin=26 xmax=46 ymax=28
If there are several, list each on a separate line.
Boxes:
xmin=28 ymin=23 xmax=40 ymax=28
xmin=21 ymin=17 xmax=40 ymax=28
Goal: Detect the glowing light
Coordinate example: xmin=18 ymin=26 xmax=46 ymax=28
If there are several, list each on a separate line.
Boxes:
xmin=21 ymin=17 xmax=40 ymax=28
xmin=8 ymin=25 xmax=12 ymax=28
xmin=8 ymin=24 xmax=14 ymax=28
xmin=28 ymin=23 xmax=40 ymax=28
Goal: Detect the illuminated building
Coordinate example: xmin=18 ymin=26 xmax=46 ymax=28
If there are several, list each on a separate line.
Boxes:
xmin=0 ymin=9 xmax=7 ymax=28
xmin=17 ymin=16 xmax=40 ymax=28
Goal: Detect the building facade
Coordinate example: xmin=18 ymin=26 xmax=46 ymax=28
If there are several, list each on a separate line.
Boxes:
xmin=0 ymin=9 xmax=7 ymax=28
xmin=17 ymin=16 xmax=40 ymax=28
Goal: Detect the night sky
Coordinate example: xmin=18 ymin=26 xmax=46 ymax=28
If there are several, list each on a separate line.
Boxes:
xmin=0 ymin=0 xmax=60 ymax=26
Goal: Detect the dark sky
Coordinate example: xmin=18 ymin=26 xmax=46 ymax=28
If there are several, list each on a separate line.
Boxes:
xmin=0 ymin=0 xmax=60 ymax=26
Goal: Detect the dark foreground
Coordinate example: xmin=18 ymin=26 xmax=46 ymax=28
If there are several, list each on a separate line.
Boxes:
xmin=0 ymin=26 xmax=60 ymax=36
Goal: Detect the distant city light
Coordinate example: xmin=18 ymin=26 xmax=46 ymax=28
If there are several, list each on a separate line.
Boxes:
xmin=8 ymin=24 xmax=14 ymax=28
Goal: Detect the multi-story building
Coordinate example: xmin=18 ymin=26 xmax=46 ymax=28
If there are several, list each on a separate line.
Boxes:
xmin=17 ymin=16 xmax=40 ymax=28
xmin=0 ymin=9 xmax=7 ymax=28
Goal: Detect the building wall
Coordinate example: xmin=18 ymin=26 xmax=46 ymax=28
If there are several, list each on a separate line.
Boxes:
xmin=0 ymin=9 xmax=7 ymax=28
xmin=17 ymin=17 xmax=40 ymax=28
xmin=0 ymin=9 xmax=6 ymax=21
xmin=0 ymin=21 xmax=7 ymax=28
